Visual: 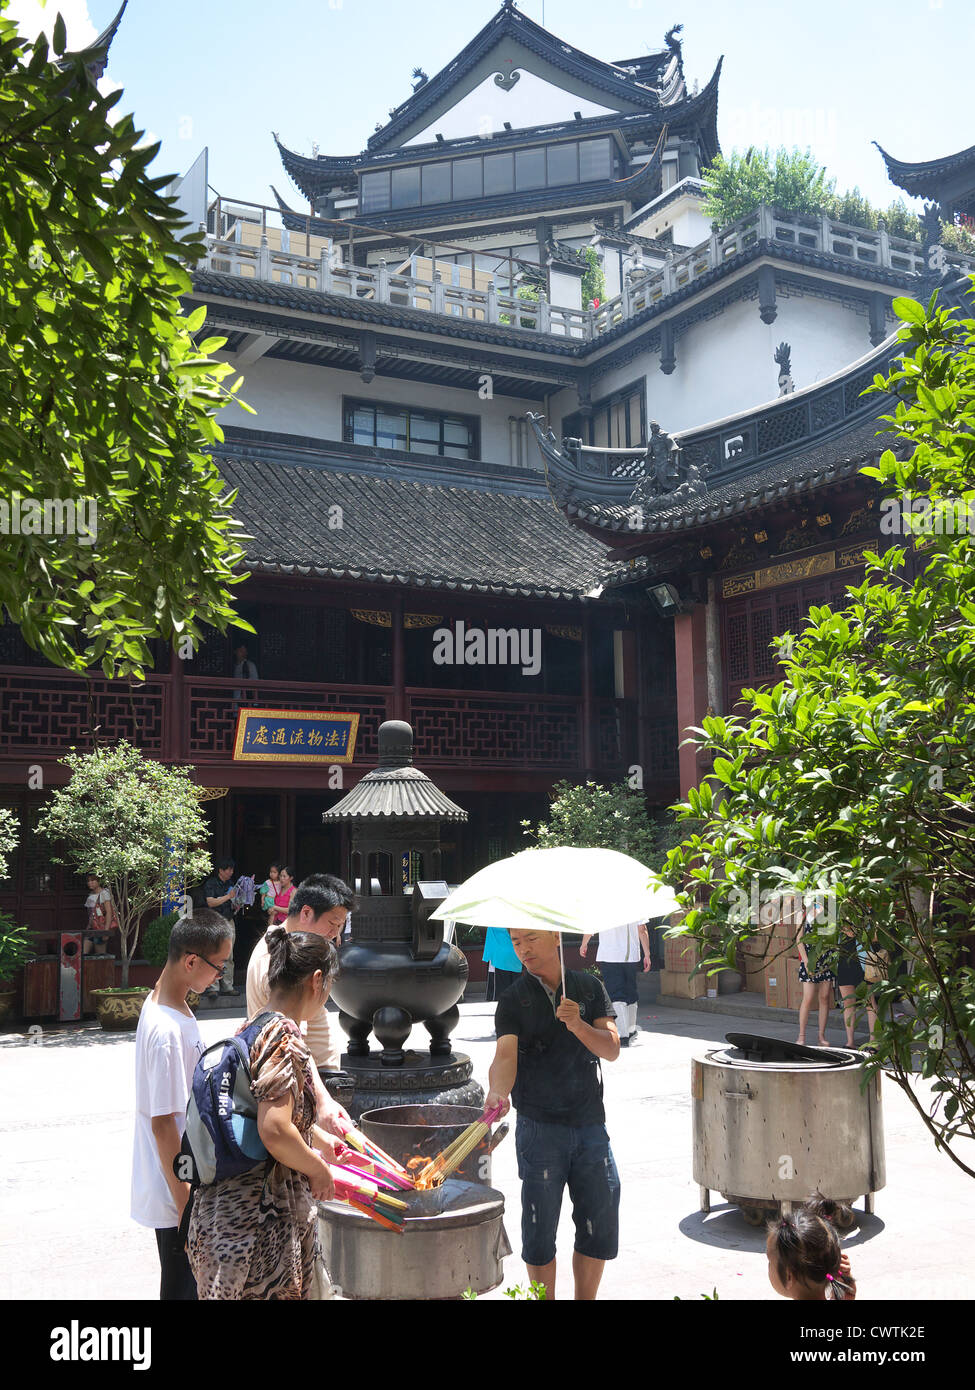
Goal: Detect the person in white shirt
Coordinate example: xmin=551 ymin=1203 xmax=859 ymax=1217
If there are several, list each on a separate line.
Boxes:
xmin=579 ymin=920 xmax=651 ymax=1047
xmin=131 ymin=909 xmax=234 ymax=1300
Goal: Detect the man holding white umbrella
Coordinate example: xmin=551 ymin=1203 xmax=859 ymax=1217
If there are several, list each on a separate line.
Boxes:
xmin=486 ymin=925 xmax=621 ymax=1301
xmin=432 ymin=846 xmax=678 ymax=1300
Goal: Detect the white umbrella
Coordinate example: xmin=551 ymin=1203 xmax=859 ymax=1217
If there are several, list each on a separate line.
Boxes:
xmin=432 ymin=847 xmax=679 ymax=995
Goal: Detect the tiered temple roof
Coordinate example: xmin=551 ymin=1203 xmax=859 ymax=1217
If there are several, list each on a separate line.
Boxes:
xmin=874 ymin=140 xmax=975 ymax=218
xmin=273 ymin=3 xmax=720 ymax=218
xmin=213 ymin=432 xmax=611 ymax=601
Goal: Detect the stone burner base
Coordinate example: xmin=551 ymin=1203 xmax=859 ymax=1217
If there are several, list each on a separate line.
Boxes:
xmin=338 ymin=1051 xmax=484 ymax=1121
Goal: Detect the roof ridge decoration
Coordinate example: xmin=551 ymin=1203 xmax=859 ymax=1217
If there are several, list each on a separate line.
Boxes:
xmin=56 ymin=0 xmax=127 ymax=80
xmin=364 ymin=2 xmax=703 ymax=152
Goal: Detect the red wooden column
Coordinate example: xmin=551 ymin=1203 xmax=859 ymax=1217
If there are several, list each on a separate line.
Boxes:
xmin=674 ymin=605 xmax=710 ymax=798
xmin=391 ymin=592 xmax=406 ymax=722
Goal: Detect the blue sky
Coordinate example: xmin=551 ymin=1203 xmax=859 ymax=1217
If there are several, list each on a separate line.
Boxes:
xmin=10 ymin=0 xmax=974 ymax=212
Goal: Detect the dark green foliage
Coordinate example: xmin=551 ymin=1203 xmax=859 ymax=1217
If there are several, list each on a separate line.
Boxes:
xmin=0 ymin=5 xmax=254 ymax=679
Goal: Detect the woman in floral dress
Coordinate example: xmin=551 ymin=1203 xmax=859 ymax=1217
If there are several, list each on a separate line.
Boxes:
xmin=188 ymin=928 xmax=340 ymax=1299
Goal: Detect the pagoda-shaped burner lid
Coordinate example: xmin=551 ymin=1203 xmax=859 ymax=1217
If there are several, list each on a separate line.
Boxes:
xmin=322 ymin=721 xmax=468 ymax=822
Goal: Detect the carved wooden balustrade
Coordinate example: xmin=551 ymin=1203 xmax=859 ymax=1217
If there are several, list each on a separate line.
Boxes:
xmin=0 ymin=669 xmax=632 ymax=773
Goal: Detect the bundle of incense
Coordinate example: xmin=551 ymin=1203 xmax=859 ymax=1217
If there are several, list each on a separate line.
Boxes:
xmin=338 ymin=1152 xmax=413 ymax=1192
xmin=415 ymin=1103 xmax=503 ymax=1188
xmin=338 ymin=1124 xmax=413 ymax=1183
xmin=332 ymin=1174 xmax=407 ymax=1232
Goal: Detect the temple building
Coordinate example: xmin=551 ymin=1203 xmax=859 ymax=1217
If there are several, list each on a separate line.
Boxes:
xmin=2 ymin=2 xmax=973 ymax=995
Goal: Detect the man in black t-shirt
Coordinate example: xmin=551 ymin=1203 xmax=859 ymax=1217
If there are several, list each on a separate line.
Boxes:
xmin=486 ymin=927 xmax=621 ymax=1301
xmin=202 ymin=857 xmax=239 ymax=997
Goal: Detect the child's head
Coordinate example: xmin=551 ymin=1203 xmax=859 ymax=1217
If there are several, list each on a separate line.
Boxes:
xmin=766 ymin=1204 xmax=853 ymax=1300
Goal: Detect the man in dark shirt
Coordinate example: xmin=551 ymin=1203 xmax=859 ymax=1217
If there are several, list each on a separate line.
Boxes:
xmin=486 ymin=927 xmax=621 ymax=1301
xmin=202 ymin=857 xmax=239 ymax=997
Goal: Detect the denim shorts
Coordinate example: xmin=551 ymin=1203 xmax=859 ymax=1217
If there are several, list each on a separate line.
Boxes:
xmin=515 ymin=1116 xmax=620 ymax=1265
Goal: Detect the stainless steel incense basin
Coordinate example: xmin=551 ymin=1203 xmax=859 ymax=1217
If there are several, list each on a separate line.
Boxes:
xmin=318 ymin=1178 xmax=511 ymax=1300
xmin=692 ymin=1033 xmax=885 ymax=1225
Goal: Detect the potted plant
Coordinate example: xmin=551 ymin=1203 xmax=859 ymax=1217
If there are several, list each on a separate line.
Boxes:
xmin=36 ymin=740 xmax=212 ymax=1030
xmin=0 ymin=912 xmax=33 ymax=1024
xmin=142 ymin=909 xmax=201 ymax=1008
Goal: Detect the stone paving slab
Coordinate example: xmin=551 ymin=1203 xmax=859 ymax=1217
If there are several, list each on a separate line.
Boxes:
xmin=1 ymin=997 xmax=972 ymax=1301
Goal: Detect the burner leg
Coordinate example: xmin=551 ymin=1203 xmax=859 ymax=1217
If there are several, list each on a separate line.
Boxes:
xmin=340 ymin=1011 xmax=372 ymax=1057
xmin=699 ymin=1185 xmax=710 ymax=1214
xmin=373 ymin=1005 xmax=412 ymax=1065
xmin=424 ymin=1004 xmax=459 ymax=1056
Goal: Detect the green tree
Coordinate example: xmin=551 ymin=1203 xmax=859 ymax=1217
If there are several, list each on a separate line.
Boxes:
xmin=522 ymin=779 xmax=684 ymax=872
xmin=0 ymin=807 xmax=16 ymax=881
xmin=662 ymin=284 xmax=975 ymax=1178
xmin=36 ymin=741 xmax=212 ymax=985
xmin=702 ymin=147 xmax=835 ymax=227
xmin=0 ymin=4 xmax=252 ymax=680
xmin=581 ymin=245 xmax=606 ymax=307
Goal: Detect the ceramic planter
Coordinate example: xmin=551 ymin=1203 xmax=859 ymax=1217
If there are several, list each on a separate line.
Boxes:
xmin=91 ymin=987 xmax=150 ymax=1031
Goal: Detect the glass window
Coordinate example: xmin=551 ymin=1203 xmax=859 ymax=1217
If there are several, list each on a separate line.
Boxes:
xmin=350 ymin=406 xmax=375 ymax=447
xmin=421 ymin=161 xmax=451 ymax=205
xmin=579 ymin=138 xmax=612 ymax=183
xmin=375 ymin=407 xmax=409 ymax=450
xmin=409 ymin=413 xmax=440 ymax=454
xmin=452 ymin=157 xmax=482 ymax=200
xmin=344 ymin=400 xmax=477 ymax=460
xmin=390 ymin=165 xmax=421 ymax=209
xmin=360 ymin=171 xmax=390 ymax=213
xmin=546 ymin=142 xmax=578 ymax=187
xmin=515 ymin=147 xmax=546 ymax=190
xmin=627 ymin=391 xmax=643 ymax=446
xmin=483 ymin=152 xmax=514 ymax=196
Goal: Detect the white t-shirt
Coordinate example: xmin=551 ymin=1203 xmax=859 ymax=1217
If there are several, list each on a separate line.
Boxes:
xmin=130 ymin=996 xmax=205 ymax=1229
xmin=595 ymin=921 xmax=644 ymax=963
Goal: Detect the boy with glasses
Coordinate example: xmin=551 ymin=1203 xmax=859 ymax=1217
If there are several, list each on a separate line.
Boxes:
xmin=131 ymin=910 xmax=234 ymax=1300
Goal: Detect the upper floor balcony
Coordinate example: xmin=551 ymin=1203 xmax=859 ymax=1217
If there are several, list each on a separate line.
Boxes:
xmin=197 ymin=193 xmax=975 ymax=346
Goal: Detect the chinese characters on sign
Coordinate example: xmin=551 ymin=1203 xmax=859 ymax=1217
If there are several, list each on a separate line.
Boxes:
xmin=232 ymin=709 xmax=360 ymax=764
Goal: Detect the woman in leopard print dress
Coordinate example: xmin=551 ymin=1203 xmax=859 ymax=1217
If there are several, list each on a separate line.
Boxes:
xmin=189 ymin=929 xmax=339 ymax=1300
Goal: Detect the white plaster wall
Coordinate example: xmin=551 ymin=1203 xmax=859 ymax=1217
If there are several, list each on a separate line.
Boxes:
xmin=547 ymin=289 xmax=874 ymax=437
xmin=403 ymin=72 xmax=616 ymax=145
xmin=219 ymin=356 xmax=541 ymax=467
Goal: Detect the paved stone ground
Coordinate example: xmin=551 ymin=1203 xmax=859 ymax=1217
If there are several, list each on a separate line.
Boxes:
xmin=2 ymin=993 xmax=973 ymax=1302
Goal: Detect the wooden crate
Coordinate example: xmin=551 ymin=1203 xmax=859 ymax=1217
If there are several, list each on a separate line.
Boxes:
xmin=659 ymin=968 xmax=707 ymax=1000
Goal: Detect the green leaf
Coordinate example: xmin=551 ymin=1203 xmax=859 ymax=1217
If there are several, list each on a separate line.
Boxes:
xmin=892 ymin=296 xmax=926 ymax=326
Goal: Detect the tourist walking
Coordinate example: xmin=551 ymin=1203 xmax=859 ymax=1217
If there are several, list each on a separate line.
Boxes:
xmin=485 ymin=926 xmax=621 ymax=1301
xmin=84 ymin=872 xmax=116 ymax=956
xmin=203 ymin=857 xmax=241 ymax=997
xmin=795 ymin=905 xmax=836 ymax=1047
xmin=188 ymin=927 xmax=340 ymax=1300
xmin=130 ymin=909 xmax=234 ymax=1300
xmin=835 ymin=923 xmax=878 ymax=1048
xmin=579 ymin=919 xmax=650 ymax=1046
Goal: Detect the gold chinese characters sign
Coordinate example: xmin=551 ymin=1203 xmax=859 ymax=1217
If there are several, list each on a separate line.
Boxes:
xmin=232 ymin=709 xmax=359 ymax=765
